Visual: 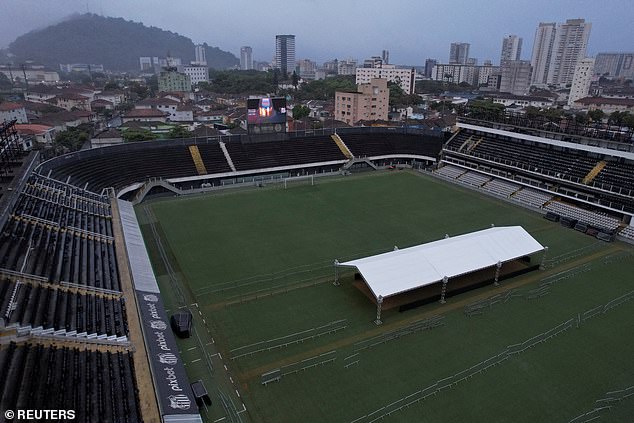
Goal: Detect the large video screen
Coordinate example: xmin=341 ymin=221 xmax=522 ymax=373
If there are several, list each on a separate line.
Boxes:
xmin=247 ymin=97 xmax=287 ymax=125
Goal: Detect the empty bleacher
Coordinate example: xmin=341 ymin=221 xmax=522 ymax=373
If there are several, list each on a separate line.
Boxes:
xmin=481 ymin=178 xmax=521 ymax=198
xmin=543 ymin=201 xmax=621 ymax=231
xmin=434 ymin=164 xmax=466 ymax=179
xmin=0 ymin=175 xmax=120 ymax=291
xmin=196 ymin=143 xmax=233 ymax=174
xmin=224 ymin=136 xmax=347 ymax=171
xmin=592 ymin=160 xmax=634 ymax=195
xmin=457 ymin=171 xmax=491 ymax=187
xmin=0 ymin=342 xmax=141 ymax=423
xmin=49 ymin=144 xmax=200 ymax=191
xmin=618 ymin=225 xmax=634 ymax=241
xmin=510 ymin=188 xmax=554 ymax=208
xmin=341 ymin=133 xmax=443 ymax=158
xmin=0 ymin=280 xmax=128 ymax=340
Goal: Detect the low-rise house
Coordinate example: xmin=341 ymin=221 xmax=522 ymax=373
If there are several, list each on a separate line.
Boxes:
xmin=573 ymin=97 xmax=634 ymax=114
xmin=15 ymin=123 xmax=55 ymax=145
xmin=91 ymin=128 xmax=124 ymax=148
xmin=0 ymin=102 xmax=28 ymax=123
xmin=123 ymin=108 xmax=169 ymax=123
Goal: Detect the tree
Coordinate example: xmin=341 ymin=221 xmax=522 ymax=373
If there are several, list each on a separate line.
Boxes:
xmin=587 ymin=109 xmax=605 ymax=122
xmin=291 ymin=71 xmax=299 ymax=90
xmin=608 ymin=111 xmax=627 ymax=126
xmin=622 ymin=113 xmax=634 ymax=129
xmin=54 ymin=128 xmax=89 ymax=152
xmin=123 ymin=128 xmax=154 ymax=142
xmin=292 ymin=105 xmax=310 ymax=120
xmin=167 ymin=125 xmax=192 ymax=139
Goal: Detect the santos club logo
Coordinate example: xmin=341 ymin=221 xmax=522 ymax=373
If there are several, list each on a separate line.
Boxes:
xmin=150 ymin=320 xmax=167 ymax=330
xmin=158 ymin=353 xmax=178 ymax=365
xmin=168 ymin=394 xmax=191 ymax=410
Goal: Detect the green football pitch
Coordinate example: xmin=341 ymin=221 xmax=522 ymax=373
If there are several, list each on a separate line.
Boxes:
xmin=138 ymin=171 xmax=634 ymax=423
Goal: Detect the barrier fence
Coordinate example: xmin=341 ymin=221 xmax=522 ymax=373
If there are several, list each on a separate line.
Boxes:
xmin=231 ymin=319 xmax=347 ymax=360
xmin=350 ymin=288 xmax=634 ymax=423
xmin=261 ymin=350 xmax=337 ymax=385
xmin=568 ymin=385 xmax=634 ymax=423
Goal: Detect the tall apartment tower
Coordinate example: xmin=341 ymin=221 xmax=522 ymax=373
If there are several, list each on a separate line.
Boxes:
xmin=194 ymin=45 xmax=207 ymax=66
xmin=275 ymin=35 xmax=296 ymax=77
xmin=382 ymin=50 xmax=390 ymax=65
xmin=531 ymin=22 xmax=557 ymax=85
xmin=548 ymin=19 xmax=591 ymax=85
xmin=449 ymin=43 xmax=470 ymax=64
xmin=500 ymin=35 xmax=522 ymax=64
xmin=531 ymin=19 xmax=591 ymax=86
xmin=240 ymin=46 xmax=253 ymax=70
xmin=568 ymin=57 xmax=595 ymax=107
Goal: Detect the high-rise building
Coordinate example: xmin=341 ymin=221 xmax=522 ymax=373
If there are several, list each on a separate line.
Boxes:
xmin=297 ymin=59 xmax=317 ymax=80
xmin=240 ymin=46 xmax=253 ymax=70
xmin=594 ymin=52 xmax=634 ymax=79
xmin=382 ymin=50 xmax=390 ymax=65
xmin=548 ymin=19 xmax=591 ymax=85
xmin=424 ymin=59 xmax=437 ymax=78
xmin=568 ymin=57 xmax=595 ymax=107
xmin=275 ymin=35 xmax=296 ymax=77
xmin=530 ymin=22 xmax=557 ymax=85
xmin=531 ymin=19 xmax=591 ymax=86
xmin=356 ymin=63 xmax=415 ymax=94
xmin=499 ymin=60 xmax=532 ymax=95
xmin=449 ymin=43 xmax=470 ymax=65
xmin=500 ymin=35 xmax=522 ymax=64
xmin=337 ymin=59 xmax=357 ymax=76
xmin=194 ymin=45 xmax=207 ymax=66
xmin=335 ymin=78 xmax=389 ymax=125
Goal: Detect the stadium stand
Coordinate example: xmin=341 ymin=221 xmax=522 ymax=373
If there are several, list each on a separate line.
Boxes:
xmin=3 ymin=122 xmax=633 ymax=422
xmin=0 ymin=173 xmax=120 ymax=292
xmin=434 ymin=164 xmax=466 ymax=179
xmin=543 ymin=201 xmax=621 ymax=231
xmin=48 ymin=144 xmax=201 ymax=192
xmin=339 ymin=133 xmax=443 ymax=158
xmin=510 ymin=188 xmax=554 ymax=208
xmin=619 ymin=225 xmax=634 ymax=241
xmin=442 ymin=125 xmax=634 ymax=215
xmin=224 ymin=136 xmax=347 ymax=171
xmin=456 ymin=171 xmax=491 ymax=187
xmin=0 ymin=342 xmax=141 ymax=422
xmin=0 ymin=280 xmax=128 ymax=339
xmin=481 ymin=178 xmax=521 ymax=198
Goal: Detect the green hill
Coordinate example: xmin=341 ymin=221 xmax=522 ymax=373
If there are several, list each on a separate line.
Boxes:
xmin=9 ymin=14 xmax=239 ymax=71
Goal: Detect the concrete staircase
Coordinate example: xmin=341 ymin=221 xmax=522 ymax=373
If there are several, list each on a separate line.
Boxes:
xmin=219 ymin=141 xmax=237 ymax=172
xmin=331 ymin=133 xmax=354 ymax=159
xmin=188 ymin=145 xmax=208 ymax=175
xmin=582 ymin=160 xmax=607 ymax=184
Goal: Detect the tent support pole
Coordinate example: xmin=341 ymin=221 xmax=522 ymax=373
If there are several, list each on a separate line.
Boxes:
xmin=374 ymin=295 xmax=383 ymax=325
xmin=494 ymin=261 xmax=502 ymax=286
xmin=539 ymin=246 xmax=549 ymax=270
xmin=440 ymin=276 xmax=448 ymax=304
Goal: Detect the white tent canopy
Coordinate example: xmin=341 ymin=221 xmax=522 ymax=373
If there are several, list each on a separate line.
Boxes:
xmin=338 ymin=226 xmax=544 ymax=300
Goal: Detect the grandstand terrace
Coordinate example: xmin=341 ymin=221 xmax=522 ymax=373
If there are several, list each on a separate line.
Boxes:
xmin=435 ymin=117 xmax=634 ymax=241
xmin=2 ymin=121 xmax=634 ymax=422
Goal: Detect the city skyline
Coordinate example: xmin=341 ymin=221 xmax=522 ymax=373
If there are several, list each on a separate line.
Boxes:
xmin=1 ymin=0 xmax=633 ymax=67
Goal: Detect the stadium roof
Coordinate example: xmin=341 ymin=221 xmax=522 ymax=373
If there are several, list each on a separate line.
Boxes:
xmin=339 ymin=226 xmax=544 ymax=299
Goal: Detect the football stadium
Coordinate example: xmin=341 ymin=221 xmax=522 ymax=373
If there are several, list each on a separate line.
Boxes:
xmin=1 ymin=113 xmax=634 ymax=423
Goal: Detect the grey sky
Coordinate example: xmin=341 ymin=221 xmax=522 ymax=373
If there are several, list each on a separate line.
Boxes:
xmin=1 ymin=0 xmax=632 ymax=66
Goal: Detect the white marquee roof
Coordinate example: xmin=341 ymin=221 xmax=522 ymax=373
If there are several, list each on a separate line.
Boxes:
xmin=339 ymin=226 xmax=544 ymax=299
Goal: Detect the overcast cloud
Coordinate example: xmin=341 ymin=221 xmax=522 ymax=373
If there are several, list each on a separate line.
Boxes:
xmin=1 ymin=0 xmax=632 ymax=65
